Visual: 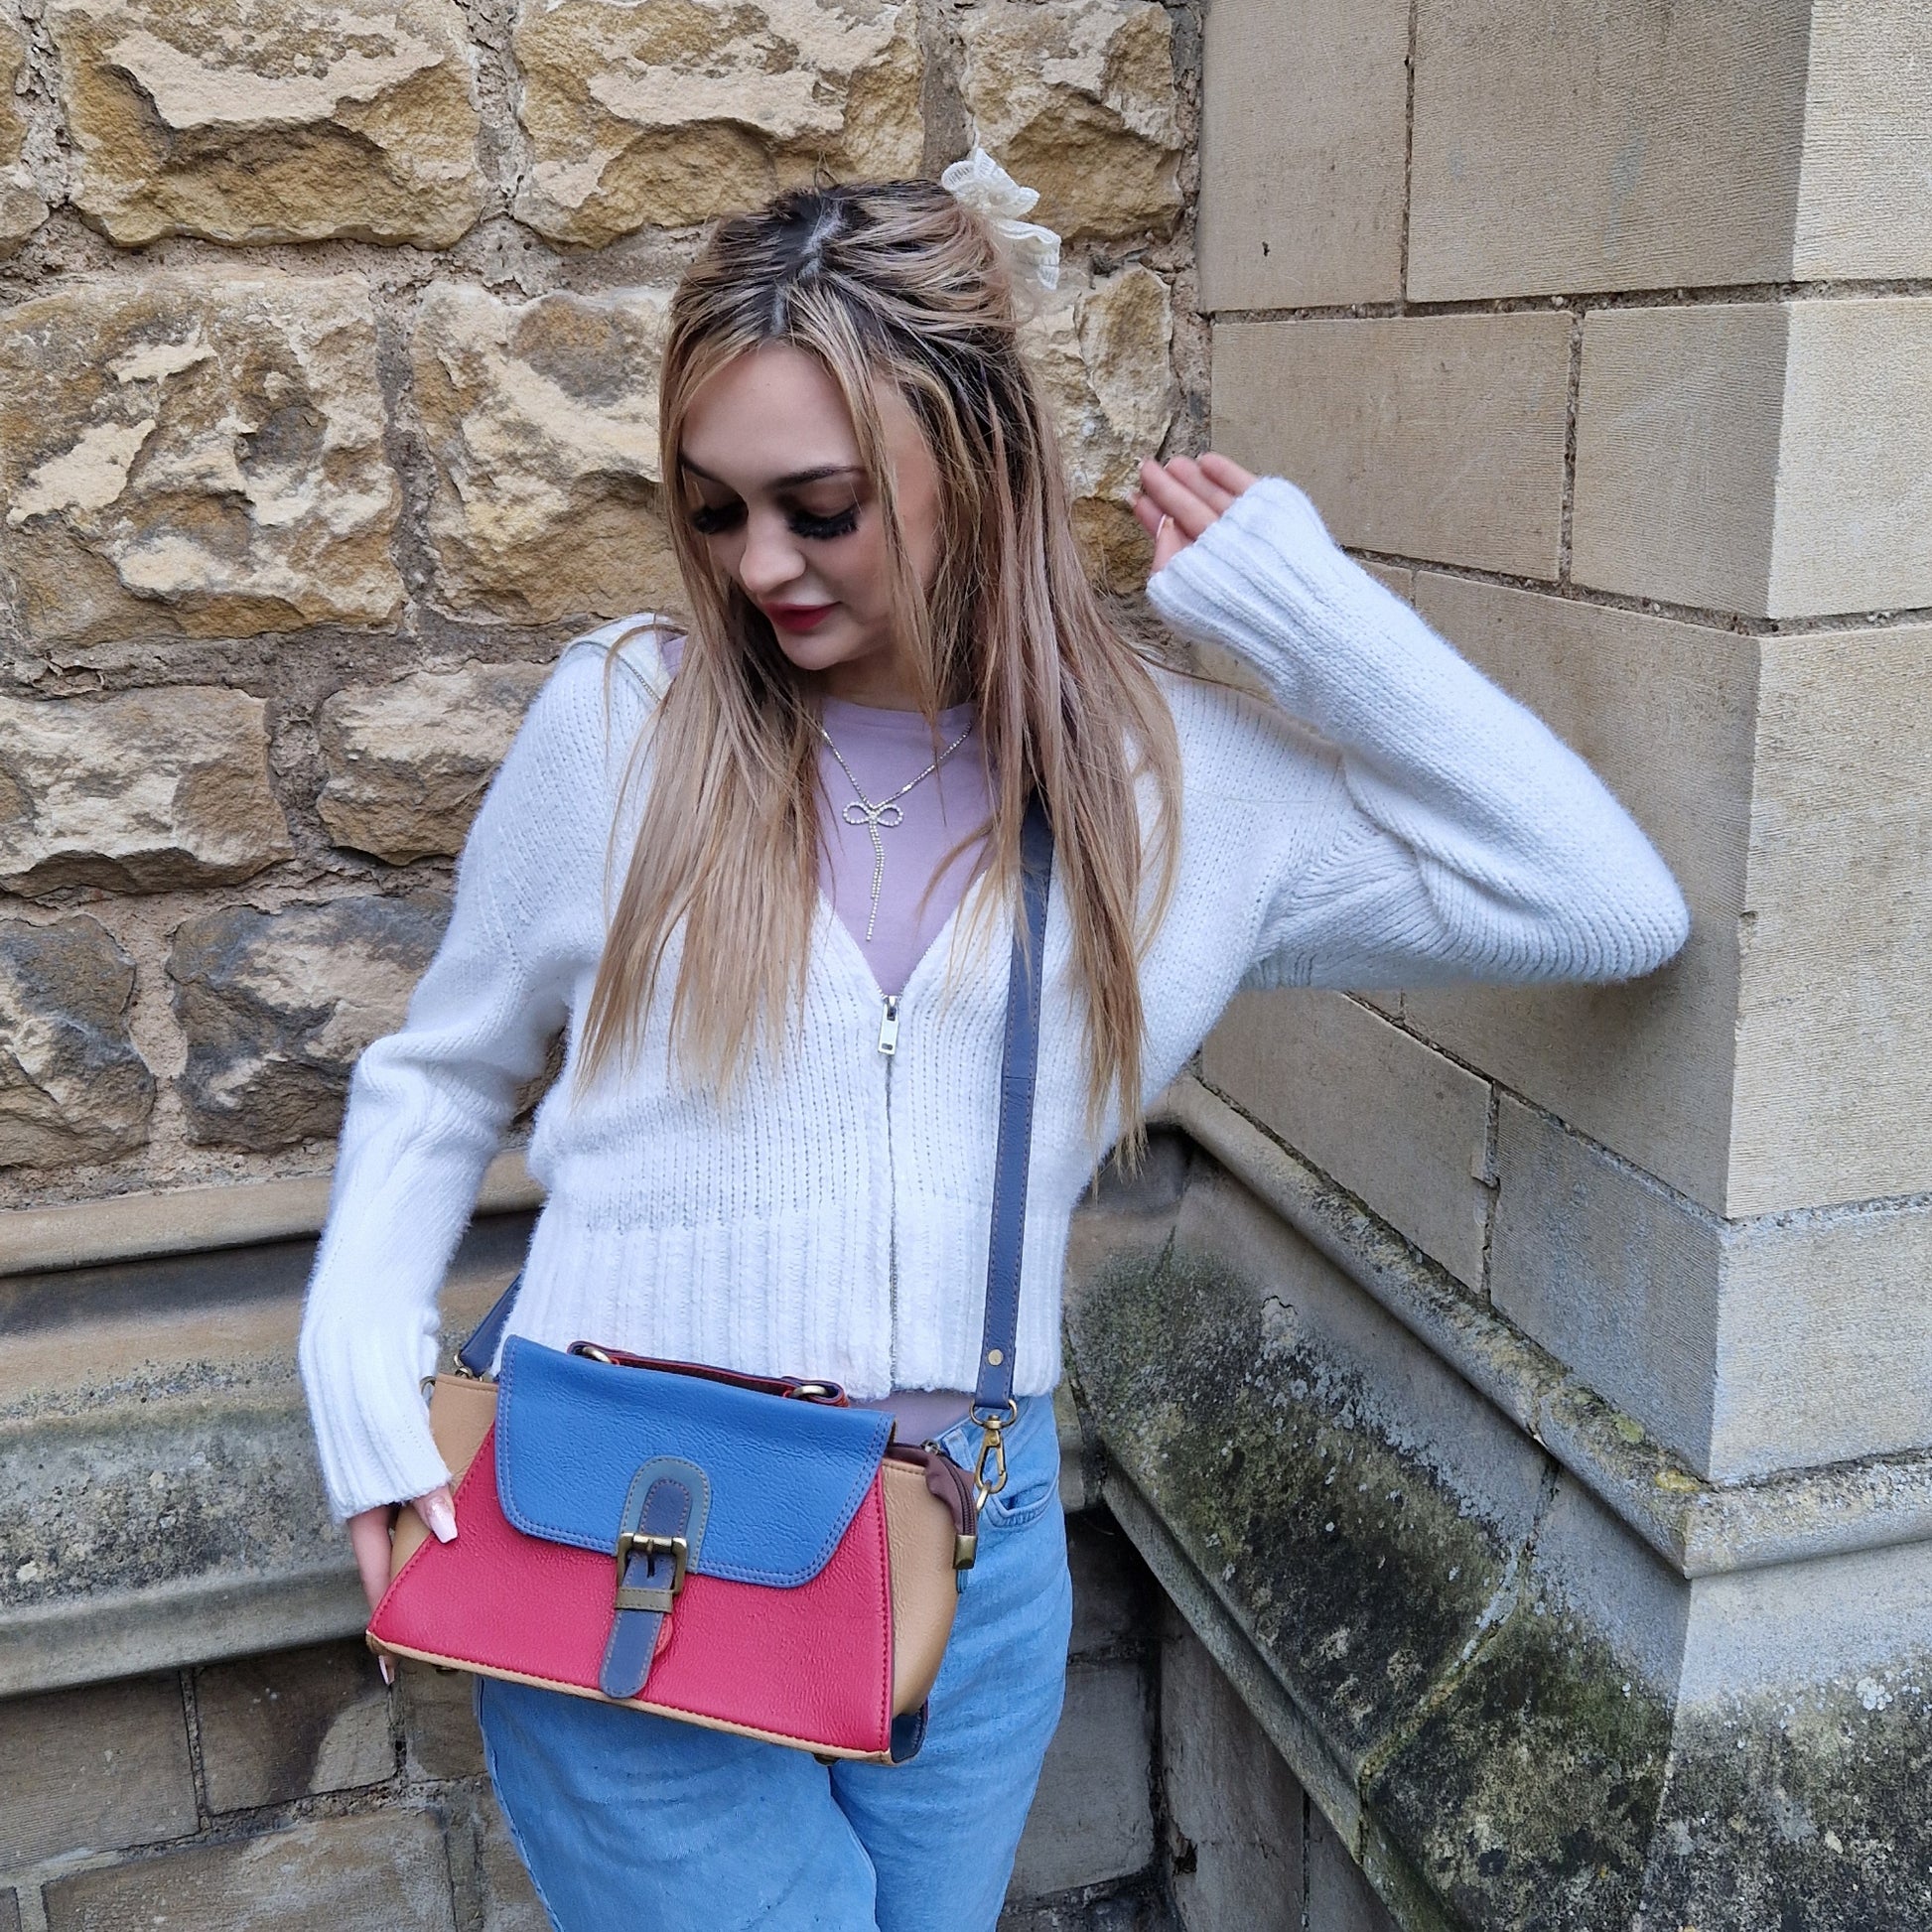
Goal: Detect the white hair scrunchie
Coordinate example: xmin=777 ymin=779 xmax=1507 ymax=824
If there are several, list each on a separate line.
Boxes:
xmin=940 ymin=146 xmax=1061 ymax=296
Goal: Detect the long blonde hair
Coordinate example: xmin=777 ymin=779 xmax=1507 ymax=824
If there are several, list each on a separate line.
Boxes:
xmin=582 ymin=178 xmax=1181 ymax=1140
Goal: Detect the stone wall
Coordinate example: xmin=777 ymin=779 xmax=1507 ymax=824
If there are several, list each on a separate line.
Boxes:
xmin=0 ymin=0 xmax=1201 ymax=1238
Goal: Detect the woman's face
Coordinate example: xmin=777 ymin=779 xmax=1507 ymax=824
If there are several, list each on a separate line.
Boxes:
xmin=677 ymin=342 xmax=943 ymax=709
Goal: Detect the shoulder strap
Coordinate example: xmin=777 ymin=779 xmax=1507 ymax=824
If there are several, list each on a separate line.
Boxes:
xmin=457 ymin=796 xmax=1056 ymax=1396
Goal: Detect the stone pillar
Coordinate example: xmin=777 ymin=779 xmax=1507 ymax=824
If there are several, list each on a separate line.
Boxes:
xmin=1068 ymin=3 xmax=1932 ymax=1927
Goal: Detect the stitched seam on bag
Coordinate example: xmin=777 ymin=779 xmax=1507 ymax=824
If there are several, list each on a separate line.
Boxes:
xmin=494 ymin=1342 xmax=891 ymax=1586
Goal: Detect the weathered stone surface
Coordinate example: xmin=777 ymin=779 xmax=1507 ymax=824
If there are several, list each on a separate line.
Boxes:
xmin=1009 ymin=1659 xmax=1155 ymax=1900
xmin=1211 ymin=314 xmax=1572 ymax=578
xmin=0 ymin=1886 xmax=18 ymax=1932
xmin=0 ymin=687 xmax=290 ymax=894
xmin=48 ymin=0 xmax=483 ymax=247
xmin=170 ymin=895 xmax=449 ymax=1150
xmin=319 ymin=661 xmax=547 ymax=864
xmin=43 ymin=1811 xmax=459 ymax=1930
xmin=1492 ymin=1096 xmax=1932 ymax=1482
xmin=1203 ymin=990 xmax=1493 ymax=1291
xmin=1307 ymin=1807 xmax=1397 ymax=1932
xmin=0 ymin=1673 xmax=196 ymax=1866
xmin=1021 ymin=264 xmax=1174 ymax=589
xmin=399 ymin=1656 xmax=485 ymax=1781
xmin=0 ymin=18 xmax=48 ymax=248
xmin=1197 ymin=0 xmax=1407 ymax=310
xmin=0 ymin=274 xmax=401 ymax=644
xmin=468 ymin=1791 xmax=548 ymax=1932
xmin=0 ymin=917 xmax=154 ymax=1170
xmin=412 ymin=282 xmax=679 ymax=623
xmin=195 ymin=1639 xmax=392 ymax=1811
xmin=1164 ymin=1626 xmax=1304 ymax=1930
xmin=512 ymin=0 xmax=923 ymax=248
xmin=1066 ymin=1512 xmax=1154 ymax=1661
xmin=1407 ymin=0 xmax=1810 ymax=300
xmin=958 ymin=0 xmax=1183 ymax=241
xmin=1574 ymin=299 xmax=1932 ymax=620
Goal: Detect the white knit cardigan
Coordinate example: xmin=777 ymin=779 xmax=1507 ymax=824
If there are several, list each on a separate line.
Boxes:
xmin=298 ymin=479 xmax=1690 ymax=1520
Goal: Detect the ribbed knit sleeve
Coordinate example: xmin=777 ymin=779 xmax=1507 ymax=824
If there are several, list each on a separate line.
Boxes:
xmin=1146 ymin=478 xmax=1691 ymax=990
xmin=297 ymin=642 xmax=650 ymax=1520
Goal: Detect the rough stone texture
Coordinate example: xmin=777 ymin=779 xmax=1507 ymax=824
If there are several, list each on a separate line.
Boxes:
xmin=1407 ymin=0 xmax=1811 ymax=300
xmin=0 ymin=274 xmax=401 ymax=645
xmin=42 ymin=1811 xmax=459 ymax=1930
xmin=958 ymin=0 xmax=1183 ymax=242
xmin=0 ymin=17 xmax=48 ymax=248
xmin=512 ymin=0 xmax=923 ymax=248
xmin=194 ymin=1639 xmax=392 ymax=1812
xmin=1307 ymin=1807 xmax=1397 ymax=1932
xmin=1021 ymin=264 xmax=1175 ymax=590
xmin=1203 ymin=990 xmax=1493 ymax=1291
xmin=1000 ymin=1886 xmax=1173 ymax=1932
xmin=0 ymin=1888 xmax=17 ymax=1932
xmin=1163 ymin=1626 xmax=1304 ymax=1930
xmin=1009 ymin=1659 xmax=1156 ymax=1901
xmin=0 ymin=687 xmax=290 ymax=894
xmin=459 ymin=1791 xmax=548 ymax=1932
xmin=1211 ymin=315 xmax=1572 ymax=579
xmin=0 ymin=917 xmax=155 ymax=1170
xmin=0 ymin=1674 xmax=196 ymax=1866
xmin=1795 ymin=0 xmax=1932 ymax=279
xmin=1399 ymin=575 xmax=1756 ymax=1217
xmin=48 ymin=0 xmax=484 ymax=247
xmin=411 ymin=282 xmax=679 ymax=624
xmin=319 ymin=662 xmax=548 ymax=864
xmin=399 ymin=1658 xmax=485 ymax=1781
xmin=1491 ymin=1096 xmax=1932 ymax=1482
xmin=1197 ymin=0 xmax=1407 ymax=310
xmin=1574 ymin=299 xmax=1932 ymax=621
xmin=169 ymin=895 xmax=450 ymax=1151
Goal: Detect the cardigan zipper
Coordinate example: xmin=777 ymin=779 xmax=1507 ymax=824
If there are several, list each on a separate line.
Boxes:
xmin=878 ymin=996 xmax=900 ymax=1384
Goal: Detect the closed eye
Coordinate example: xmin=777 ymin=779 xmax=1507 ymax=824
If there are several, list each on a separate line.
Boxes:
xmin=790 ymin=505 xmax=860 ymax=541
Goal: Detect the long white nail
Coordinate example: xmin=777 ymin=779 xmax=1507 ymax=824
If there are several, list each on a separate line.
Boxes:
xmin=378 ymin=1653 xmax=396 ymax=1687
xmin=421 ymin=1493 xmax=459 ymax=1544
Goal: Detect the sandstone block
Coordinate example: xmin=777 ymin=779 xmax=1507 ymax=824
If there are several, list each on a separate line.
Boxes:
xmin=412 ymin=282 xmax=679 ymax=624
xmin=1008 ymin=1658 xmax=1154 ymax=1900
xmin=0 ymin=1886 xmax=18 ymax=1932
xmin=170 ymin=895 xmax=449 ymax=1150
xmin=512 ymin=0 xmax=923 ymax=248
xmin=320 ymin=660 xmax=548 ymax=864
xmin=1021 ymin=263 xmax=1174 ymax=590
xmin=0 ymin=916 xmax=155 ymax=1170
xmin=1164 ymin=1626 xmax=1305 ymax=1931
xmin=1573 ymin=299 xmax=1932 ymax=620
xmin=43 ymin=1812 xmax=459 ymax=1931
xmin=1407 ymin=0 xmax=1811 ymax=300
xmin=0 ymin=687 xmax=290 ymax=894
xmin=1203 ymin=990 xmax=1493 ymax=1290
xmin=470 ymin=1792 xmax=548 ymax=1931
xmin=1491 ymin=1096 xmax=1932 ymax=1482
xmin=0 ymin=1673 xmax=196 ymax=1866
xmin=0 ymin=18 xmax=48 ymax=248
xmin=1066 ymin=1512 xmax=1153 ymax=1661
xmin=1211 ymin=315 xmax=1572 ymax=579
xmin=399 ymin=1657 xmax=485 ymax=1781
xmin=958 ymin=0 xmax=1183 ymax=241
xmin=48 ymin=0 xmax=483 ymax=247
xmin=1308 ymin=1805 xmax=1398 ymax=1932
xmin=195 ymin=1639 xmax=392 ymax=1812
xmin=1399 ymin=576 xmax=1757 ymax=1215
xmin=0 ymin=274 xmax=401 ymax=645
xmin=1197 ymin=0 xmax=1407 ymax=309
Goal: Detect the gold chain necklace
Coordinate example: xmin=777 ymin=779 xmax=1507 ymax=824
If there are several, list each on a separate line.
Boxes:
xmin=818 ymin=720 xmax=974 ymax=941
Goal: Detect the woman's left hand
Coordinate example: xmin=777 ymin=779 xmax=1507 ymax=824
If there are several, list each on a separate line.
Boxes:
xmin=1133 ymin=453 xmax=1259 ymax=574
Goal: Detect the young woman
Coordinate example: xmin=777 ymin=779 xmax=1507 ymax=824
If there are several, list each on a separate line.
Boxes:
xmin=299 ymin=177 xmax=1689 ymax=1929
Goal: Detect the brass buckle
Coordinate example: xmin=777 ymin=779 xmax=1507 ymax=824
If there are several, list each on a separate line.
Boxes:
xmin=970 ymin=1399 xmax=1019 ymax=1511
xmin=613 ymin=1531 xmax=688 ymax=1613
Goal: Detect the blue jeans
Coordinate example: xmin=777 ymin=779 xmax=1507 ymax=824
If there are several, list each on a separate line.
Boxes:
xmin=477 ymin=1395 xmax=1074 ymax=1931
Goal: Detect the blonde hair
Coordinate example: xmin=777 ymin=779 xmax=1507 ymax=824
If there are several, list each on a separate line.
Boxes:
xmin=582 ymin=178 xmax=1181 ymax=1142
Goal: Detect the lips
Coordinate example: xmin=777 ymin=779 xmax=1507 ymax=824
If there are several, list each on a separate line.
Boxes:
xmin=763 ymin=603 xmax=837 ymax=634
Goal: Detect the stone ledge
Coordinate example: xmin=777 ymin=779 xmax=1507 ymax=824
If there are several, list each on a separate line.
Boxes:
xmin=1156 ymin=1077 xmax=1932 ymax=1580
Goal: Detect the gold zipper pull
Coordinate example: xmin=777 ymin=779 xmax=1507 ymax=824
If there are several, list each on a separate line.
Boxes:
xmin=878 ymin=995 xmax=900 ymax=1055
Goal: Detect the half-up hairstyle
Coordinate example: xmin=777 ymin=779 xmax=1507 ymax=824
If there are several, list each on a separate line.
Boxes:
xmin=581 ymin=178 xmax=1182 ymax=1145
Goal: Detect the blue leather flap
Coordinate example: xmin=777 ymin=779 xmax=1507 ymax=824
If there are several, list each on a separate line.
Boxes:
xmin=494 ymin=1337 xmax=893 ymax=1587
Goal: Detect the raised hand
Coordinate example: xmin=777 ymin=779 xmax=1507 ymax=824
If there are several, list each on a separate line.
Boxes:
xmin=347 ymin=1483 xmax=457 ymax=1681
xmin=1132 ymin=452 xmax=1259 ymax=574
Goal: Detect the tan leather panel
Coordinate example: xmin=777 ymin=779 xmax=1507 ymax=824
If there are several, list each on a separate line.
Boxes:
xmin=883 ymin=1459 xmax=961 ymax=1716
xmin=388 ymin=1376 xmax=500 ymax=1582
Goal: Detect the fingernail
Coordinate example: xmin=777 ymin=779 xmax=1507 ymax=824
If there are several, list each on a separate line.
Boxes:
xmin=378 ymin=1654 xmax=396 ymax=1687
xmin=422 ymin=1494 xmax=459 ymax=1544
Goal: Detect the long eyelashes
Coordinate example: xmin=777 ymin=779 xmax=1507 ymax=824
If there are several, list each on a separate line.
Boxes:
xmin=687 ymin=502 xmax=860 ymax=542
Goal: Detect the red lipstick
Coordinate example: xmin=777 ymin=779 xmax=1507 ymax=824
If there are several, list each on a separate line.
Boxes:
xmin=764 ymin=604 xmax=837 ymax=634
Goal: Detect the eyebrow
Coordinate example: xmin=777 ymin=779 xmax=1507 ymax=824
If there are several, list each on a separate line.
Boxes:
xmin=679 ymin=458 xmax=866 ymax=490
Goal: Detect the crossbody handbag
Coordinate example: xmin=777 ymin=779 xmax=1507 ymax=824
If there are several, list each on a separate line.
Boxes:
xmin=366 ymin=801 xmax=1054 ymax=1766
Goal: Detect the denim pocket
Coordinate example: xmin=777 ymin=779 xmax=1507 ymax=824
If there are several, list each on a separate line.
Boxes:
xmin=978 ymin=1463 xmax=1060 ymax=1532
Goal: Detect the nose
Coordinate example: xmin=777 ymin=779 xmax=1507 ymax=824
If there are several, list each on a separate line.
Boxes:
xmin=736 ymin=508 xmax=808 ymax=603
